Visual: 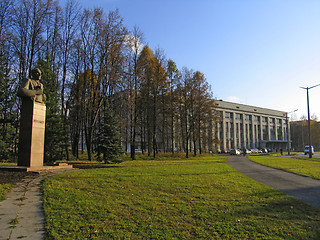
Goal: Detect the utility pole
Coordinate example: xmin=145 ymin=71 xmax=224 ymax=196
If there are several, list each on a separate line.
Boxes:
xmin=300 ymin=83 xmax=320 ymax=158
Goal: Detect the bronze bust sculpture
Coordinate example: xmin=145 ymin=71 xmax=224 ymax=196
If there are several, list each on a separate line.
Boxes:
xmin=18 ymin=68 xmax=46 ymax=103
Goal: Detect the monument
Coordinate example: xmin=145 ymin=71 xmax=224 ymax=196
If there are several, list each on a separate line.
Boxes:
xmin=17 ymin=68 xmax=46 ymax=168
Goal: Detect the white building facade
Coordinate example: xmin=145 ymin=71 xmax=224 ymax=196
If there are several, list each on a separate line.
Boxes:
xmin=215 ymin=100 xmax=288 ymax=151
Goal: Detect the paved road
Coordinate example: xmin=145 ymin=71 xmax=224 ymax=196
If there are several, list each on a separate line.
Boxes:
xmin=227 ymin=155 xmax=320 ymax=208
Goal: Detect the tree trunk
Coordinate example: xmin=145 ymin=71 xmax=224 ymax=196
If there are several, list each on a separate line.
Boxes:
xmin=199 ymin=113 xmax=202 ymax=154
xmin=153 ymin=95 xmax=157 ymax=158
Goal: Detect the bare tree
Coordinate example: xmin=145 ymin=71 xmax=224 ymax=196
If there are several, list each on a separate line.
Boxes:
xmin=124 ymin=26 xmax=143 ymax=160
xmin=60 ymin=0 xmax=80 ymax=115
xmin=12 ymin=0 xmax=54 ymax=79
xmin=69 ymin=8 xmax=127 ymax=161
xmin=166 ymin=59 xmax=179 ymax=154
xmin=176 ymin=67 xmax=194 ymax=158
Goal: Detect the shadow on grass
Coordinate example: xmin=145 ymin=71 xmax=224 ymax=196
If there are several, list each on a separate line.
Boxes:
xmin=72 ymin=164 xmax=123 ymax=169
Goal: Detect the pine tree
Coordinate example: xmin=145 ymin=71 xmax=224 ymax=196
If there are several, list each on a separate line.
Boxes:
xmin=94 ymin=108 xmax=122 ymax=163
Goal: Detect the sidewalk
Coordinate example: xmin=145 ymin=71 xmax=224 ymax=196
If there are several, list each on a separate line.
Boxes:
xmin=0 ymin=169 xmax=77 ymax=240
xmin=227 ymin=155 xmax=320 ymax=208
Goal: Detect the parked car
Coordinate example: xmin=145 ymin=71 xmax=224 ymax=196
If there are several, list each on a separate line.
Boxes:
xmin=230 ymin=149 xmax=241 ymax=155
xmin=251 ymin=148 xmax=259 ymax=153
xmin=245 ymin=149 xmax=252 ymax=154
xmin=258 ymin=149 xmax=263 ymax=153
xmin=304 ymin=145 xmax=314 ymax=155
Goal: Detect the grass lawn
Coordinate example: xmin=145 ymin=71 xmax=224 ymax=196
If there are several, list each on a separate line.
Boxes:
xmin=0 ymin=162 xmax=17 ymax=166
xmin=249 ymin=156 xmax=320 ymax=180
xmin=0 ymin=184 xmax=12 ymax=201
xmin=42 ymin=155 xmax=320 ymax=239
xmin=0 ymin=162 xmax=17 ymax=200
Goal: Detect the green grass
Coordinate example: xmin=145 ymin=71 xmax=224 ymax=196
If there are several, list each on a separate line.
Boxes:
xmin=294 ymin=156 xmax=320 ymax=161
xmin=0 ymin=162 xmax=17 ymax=201
xmin=0 ymin=184 xmax=12 ymax=201
xmin=0 ymin=162 xmax=17 ymax=166
xmin=43 ymin=155 xmax=320 ymax=239
xmin=269 ymin=152 xmax=303 ymax=156
xmin=62 ymin=153 xmax=221 ymax=168
xmin=249 ymin=156 xmax=320 ymax=180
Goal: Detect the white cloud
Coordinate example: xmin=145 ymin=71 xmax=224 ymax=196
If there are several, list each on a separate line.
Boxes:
xmin=226 ymin=96 xmax=242 ymax=103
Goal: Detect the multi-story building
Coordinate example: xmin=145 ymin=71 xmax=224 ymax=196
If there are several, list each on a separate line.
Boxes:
xmin=215 ymin=100 xmax=289 ymax=151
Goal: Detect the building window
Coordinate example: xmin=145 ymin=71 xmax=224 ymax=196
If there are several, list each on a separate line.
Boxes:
xmin=254 ymin=116 xmax=260 ymax=122
xmin=245 ymin=124 xmax=249 ymax=146
xmin=249 ymin=123 xmax=253 ymax=147
xmin=277 ymin=119 xmax=282 ymax=125
xmin=225 ymin=112 xmax=231 ymax=118
xmin=226 ymin=122 xmax=229 ymax=135
xmin=270 ymin=126 xmax=275 ymax=140
xmin=245 ymin=114 xmax=252 ymax=121
xmin=236 ymin=113 xmax=242 ymax=119
xmin=262 ymin=117 xmax=268 ymax=123
xmin=230 ymin=123 xmax=234 ymax=139
xmin=236 ymin=123 xmax=239 ymax=139
xmin=277 ymin=126 xmax=283 ymax=140
xmin=269 ymin=118 xmax=275 ymax=124
xmin=263 ymin=125 xmax=268 ymax=140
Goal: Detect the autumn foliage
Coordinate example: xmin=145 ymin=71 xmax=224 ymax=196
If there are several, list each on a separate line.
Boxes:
xmin=0 ymin=0 xmax=217 ymax=161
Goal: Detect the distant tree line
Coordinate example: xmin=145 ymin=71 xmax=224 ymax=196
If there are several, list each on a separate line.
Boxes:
xmin=0 ymin=0 xmax=217 ymax=162
xmin=290 ymin=118 xmax=320 ymax=151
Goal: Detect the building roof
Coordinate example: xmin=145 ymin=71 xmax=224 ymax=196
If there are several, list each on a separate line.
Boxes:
xmin=215 ymin=100 xmax=287 ymax=118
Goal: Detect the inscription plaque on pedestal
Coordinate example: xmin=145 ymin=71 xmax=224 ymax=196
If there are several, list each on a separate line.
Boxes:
xmin=18 ymin=100 xmax=46 ymax=167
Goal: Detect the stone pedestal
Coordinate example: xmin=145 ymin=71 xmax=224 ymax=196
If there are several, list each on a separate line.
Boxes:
xmin=18 ymin=100 xmax=46 ymax=167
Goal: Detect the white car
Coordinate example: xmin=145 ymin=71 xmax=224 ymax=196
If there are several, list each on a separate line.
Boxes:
xmin=230 ymin=149 xmax=241 ymax=155
xmin=245 ymin=149 xmax=252 ymax=154
xmin=251 ymin=149 xmax=259 ymax=153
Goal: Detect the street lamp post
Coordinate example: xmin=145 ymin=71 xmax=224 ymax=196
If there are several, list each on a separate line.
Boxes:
xmin=300 ymin=83 xmax=320 ymax=158
xmin=286 ymin=109 xmax=298 ymax=155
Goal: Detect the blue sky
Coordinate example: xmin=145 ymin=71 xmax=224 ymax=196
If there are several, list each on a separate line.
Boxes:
xmin=66 ymin=0 xmax=320 ymax=120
